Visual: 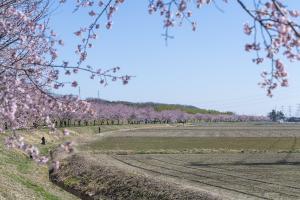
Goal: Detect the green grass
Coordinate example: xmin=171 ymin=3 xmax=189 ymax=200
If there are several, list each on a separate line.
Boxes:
xmin=153 ymin=104 xmax=233 ymax=115
xmin=63 ymin=177 xmax=81 ymax=187
xmin=10 ymin=174 xmax=60 ymax=200
xmin=86 ymin=137 xmax=300 ymax=153
xmin=0 ymin=131 xmax=78 ymax=200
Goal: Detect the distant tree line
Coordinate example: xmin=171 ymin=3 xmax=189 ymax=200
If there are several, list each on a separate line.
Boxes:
xmin=38 ymin=100 xmax=268 ymax=129
xmin=268 ymin=110 xmax=285 ymax=122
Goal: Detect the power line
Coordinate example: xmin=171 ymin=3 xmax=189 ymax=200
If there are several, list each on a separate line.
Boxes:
xmin=197 ymin=93 xmax=300 ymax=109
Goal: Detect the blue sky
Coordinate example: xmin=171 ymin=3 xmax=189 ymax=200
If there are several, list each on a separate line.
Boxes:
xmin=51 ymin=1 xmax=300 ymax=116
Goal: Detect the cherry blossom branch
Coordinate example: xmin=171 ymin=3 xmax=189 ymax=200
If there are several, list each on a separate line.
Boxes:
xmin=236 ymin=0 xmax=300 ymax=96
xmin=271 ymin=0 xmax=300 ymax=38
xmin=76 ymin=0 xmax=114 ymax=65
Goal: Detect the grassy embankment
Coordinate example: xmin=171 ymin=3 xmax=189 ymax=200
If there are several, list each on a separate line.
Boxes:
xmin=0 ymin=124 xmax=160 ymax=199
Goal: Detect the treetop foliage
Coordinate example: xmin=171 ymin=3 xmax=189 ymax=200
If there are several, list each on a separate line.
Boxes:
xmin=87 ymin=98 xmax=233 ymax=115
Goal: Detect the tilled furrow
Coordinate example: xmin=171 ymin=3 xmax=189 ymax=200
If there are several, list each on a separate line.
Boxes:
xmin=138 ymin=156 xmax=300 ymax=199
xmin=113 ymin=156 xmax=274 ymax=200
xmin=167 ymin=155 xmax=300 ymax=188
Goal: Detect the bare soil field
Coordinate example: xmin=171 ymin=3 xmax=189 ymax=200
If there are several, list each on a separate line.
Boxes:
xmin=45 ymin=123 xmax=300 ymax=199
xmin=73 ymin=124 xmax=300 ymax=199
xmin=107 ymin=124 xmax=300 ymax=138
xmin=110 ymin=153 xmax=300 ymax=199
xmin=85 ymin=137 xmax=300 ymax=154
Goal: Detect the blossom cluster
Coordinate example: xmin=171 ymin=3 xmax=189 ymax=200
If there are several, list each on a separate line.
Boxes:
xmin=64 ymin=0 xmax=126 ymax=65
xmin=5 ymin=131 xmax=75 ymax=169
xmin=0 ymin=0 xmax=130 ymax=136
xmin=240 ymin=0 xmax=300 ymax=96
xmin=5 ymin=135 xmax=49 ymax=164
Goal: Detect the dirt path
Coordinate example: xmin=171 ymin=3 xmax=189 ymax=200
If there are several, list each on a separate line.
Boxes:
xmin=75 ymin=124 xmax=173 ymax=146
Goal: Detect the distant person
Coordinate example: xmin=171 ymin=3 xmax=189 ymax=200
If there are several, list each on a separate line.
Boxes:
xmin=49 ymin=150 xmax=53 ymax=160
xmin=41 ymin=136 xmax=46 ymax=145
xmin=98 ymin=126 xmax=101 ymax=134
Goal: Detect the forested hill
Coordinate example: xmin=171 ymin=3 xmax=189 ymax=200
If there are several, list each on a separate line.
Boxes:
xmin=86 ymin=98 xmax=234 ymax=115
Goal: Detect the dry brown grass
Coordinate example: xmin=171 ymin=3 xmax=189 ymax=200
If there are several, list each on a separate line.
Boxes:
xmin=50 ymin=154 xmax=219 ymax=200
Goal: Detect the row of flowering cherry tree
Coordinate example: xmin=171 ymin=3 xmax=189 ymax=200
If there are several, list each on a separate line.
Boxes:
xmin=50 ymin=99 xmax=269 ymax=127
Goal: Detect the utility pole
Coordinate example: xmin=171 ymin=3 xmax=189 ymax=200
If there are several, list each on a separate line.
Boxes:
xmin=97 ymin=90 xmax=100 ymax=99
xmin=295 ymin=104 xmax=300 ymax=117
xmin=78 ymin=86 xmax=81 ymax=99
